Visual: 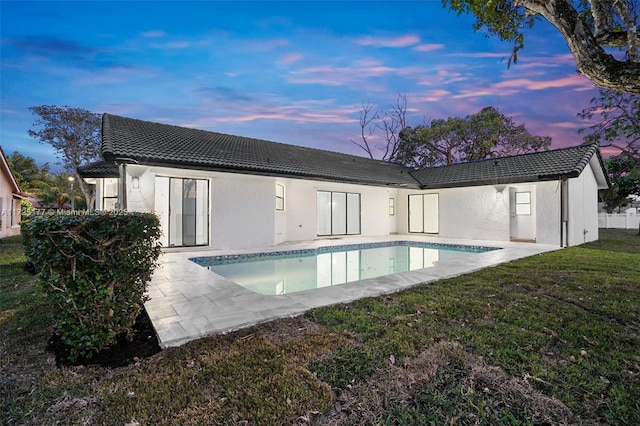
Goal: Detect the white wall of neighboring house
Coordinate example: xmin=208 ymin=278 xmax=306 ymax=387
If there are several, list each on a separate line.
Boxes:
xmin=0 ymin=171 xmax=21 ymax=239
xmin=92 ymin=158 xmax=603 ymax=250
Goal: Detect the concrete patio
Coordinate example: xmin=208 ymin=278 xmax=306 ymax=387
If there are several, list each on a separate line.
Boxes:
xmin=145 ymin=236 xmax=560 ymax=348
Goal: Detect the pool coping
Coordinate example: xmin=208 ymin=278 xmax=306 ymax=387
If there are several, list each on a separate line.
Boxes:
xmin=145 ymin=235 xmax=560 ymax=348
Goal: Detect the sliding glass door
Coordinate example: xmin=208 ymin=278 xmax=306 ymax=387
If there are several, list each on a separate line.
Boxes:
xmin=169 ymin=178 xmax=209 ymax=247
xmin=317 ymin=191 xmax=361 ymax=236
xmin=408 ymin=193 xmax=439 ymax=234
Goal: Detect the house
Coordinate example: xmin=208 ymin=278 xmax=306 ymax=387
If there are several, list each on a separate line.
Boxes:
xmin=0 ymin=146 xmax=23 ymax=239
xmin=79 ymin=114 xmax=610 ymax=249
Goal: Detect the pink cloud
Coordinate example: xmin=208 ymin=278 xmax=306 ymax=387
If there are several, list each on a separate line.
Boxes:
xmin=413 ymin=89 xmax=451 ymax=102
xmin=550 ymin=122 xmax=583 ymax=130
xmin=355 ymin=35 xmax=420 ymax=48
xmin=279 ymin=53 xmax=303 ymax=65
xmin=453 ymin=73 xmax=594 ymax=99
xmin=494 ymin=75 xmax=594 ymax=91
xmin=413 ymin=43 xmax=445 ymax=52
xmin=288 ymin=63 xmax=397 ymax=86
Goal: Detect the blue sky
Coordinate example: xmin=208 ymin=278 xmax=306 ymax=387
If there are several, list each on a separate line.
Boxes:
xmin=1 ymin=1 xmax=606 ymax=171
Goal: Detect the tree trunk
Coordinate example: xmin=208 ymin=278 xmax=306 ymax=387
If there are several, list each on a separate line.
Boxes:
xmin=520 ymin=0 xmax=640 ymax=94
xmin=74 ymin=170 xmax=93 ymax=210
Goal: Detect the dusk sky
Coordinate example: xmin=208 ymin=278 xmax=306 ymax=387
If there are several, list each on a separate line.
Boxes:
xmin=1 ymin=1 xmax=608 ymax=172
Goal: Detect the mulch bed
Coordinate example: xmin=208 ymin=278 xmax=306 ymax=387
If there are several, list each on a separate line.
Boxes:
xmin=47 ymin=309 xmax=161 ymax=368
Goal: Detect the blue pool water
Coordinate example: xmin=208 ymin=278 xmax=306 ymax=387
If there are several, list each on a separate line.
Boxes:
xmin=190 ymin=241 xmax=499 ymax=296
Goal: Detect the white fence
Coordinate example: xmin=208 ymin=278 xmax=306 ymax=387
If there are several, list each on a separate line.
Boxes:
xmin=599 ymin=209 xmax=640 ymax=229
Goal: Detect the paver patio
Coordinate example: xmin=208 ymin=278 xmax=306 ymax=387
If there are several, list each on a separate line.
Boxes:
xmin=145 ymin=235 xmax=559 ymax=348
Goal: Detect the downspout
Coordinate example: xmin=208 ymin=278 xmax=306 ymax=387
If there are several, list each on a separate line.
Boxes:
xmin=560 ymin=177 xmax=569 ymax=247
xmin=118 ymin=162 xmax=127 ymax=211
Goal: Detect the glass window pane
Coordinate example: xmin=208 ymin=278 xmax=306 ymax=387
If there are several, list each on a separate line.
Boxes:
xmin=103 ymin=178 xmax=119 ymax=197
xmin=103 ymin=198 xmax=118 ymax=211
xmin=196 ymin=179 xmax=209 ymax=245
xmin=317 ymin=191 xmax=332 ymax=235
xmin=169 ymin=178 xmax=183 ymax=247
xmin=276 ymin=184 xmax=284 ymax=198
xmin=409 ymin=195 xmax=423 ymax=233
xmin=516 ymin=204 xmax=531 ymax=215
xmin=346 ymin=193 xmax=360 ymax=234
xmin=332 ymin=192 xmax=347 ymax=235
xmin=516 ymin=192 xmax=530 ymax=204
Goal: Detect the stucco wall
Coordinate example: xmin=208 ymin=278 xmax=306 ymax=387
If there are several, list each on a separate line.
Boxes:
xmin=280 ymin=178 xmax=397 ymax=242
xmin=534 ymin=181 xmax=561 ymax=245
xmin=397 ymin=185 xmax=511 ymax=241
xmin=567 ymin=163 xmax=599 ymax=246
xmin=210 ymin=174 xmax=275 ymax=249
xmin=112 ymin=163 xmax=600 ymax=249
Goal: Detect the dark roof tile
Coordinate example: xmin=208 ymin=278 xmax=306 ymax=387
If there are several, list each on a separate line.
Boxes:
xmin=409 ymin=144 xmax=609 ymax=189
xmin=86 ymin=114 xmax=608 ymax=190
xmin=101 ymin=114 xmax=419 ymax=187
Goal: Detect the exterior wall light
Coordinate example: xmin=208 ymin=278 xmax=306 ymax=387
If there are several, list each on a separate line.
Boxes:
xmin=132 ymin=176 xmax=140 ymax=189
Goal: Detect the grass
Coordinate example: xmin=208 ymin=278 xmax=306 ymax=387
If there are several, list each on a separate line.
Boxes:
xmin=1 ymin=229 xmax=639 ymax=425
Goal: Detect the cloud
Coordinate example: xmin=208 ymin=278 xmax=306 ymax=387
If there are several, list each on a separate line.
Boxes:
xmin=6 ymin=35 xmax=100 ymax=61
xmin=413 ymin=43 xmax=445 ymax=52
xmin=355 ymin=35 xmax=420 ymax=48
xmin=493 ymin=75 xmax=594 ymax=91
xmin=141 ymin=30 xmax=165 ymax=38
xmin=3 ymin=35 xmax=121 ymax=69
xmin=550 ymin=122 xmax=583 ymax=130
xmin=453 ymin=74 xmax=594 ymax=99
xmin=187 ymin=91 xmax=356 ymax=127
xmin=413 ymin=89 xmax=451 ymax=102
xmin=149 ymin=40 xmax=194 ymax=50
xmin=195 ymin=86 xmax=256 ymax=103
xmin=279 ymin=53 xmax=303 ymax=65
xmin=287 ymin=60 xmax=428 ymax=87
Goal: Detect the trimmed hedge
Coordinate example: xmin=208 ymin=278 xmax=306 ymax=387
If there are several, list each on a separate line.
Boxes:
xmin=22 ymin=212 xmax=162 ymax=362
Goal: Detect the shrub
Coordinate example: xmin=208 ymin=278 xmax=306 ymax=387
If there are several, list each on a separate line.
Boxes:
xmin=22 ymin=211 xmax=162 ymax=362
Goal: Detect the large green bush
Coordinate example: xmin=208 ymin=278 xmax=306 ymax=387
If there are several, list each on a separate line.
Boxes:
xmin=22 ymin=212 xmax=162 ymax=362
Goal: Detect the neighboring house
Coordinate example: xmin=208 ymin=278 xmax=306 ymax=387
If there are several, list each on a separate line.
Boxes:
xmin=0 ymin=146 xmax=22 ymax=239
xmin=79 ymin=114 xmax=610 ymax=249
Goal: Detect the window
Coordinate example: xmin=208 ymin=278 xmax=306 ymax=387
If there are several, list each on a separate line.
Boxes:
xmin=276 ymin=184 xmax=285 ymax=210
xmin=102 ymin=178 xmax=119 ymax=210
xmin=515 ymin=191 xmax=531 ymax=215
xmin=317 ymin=191 xmax=361 ymax=236
xmin=389 ymin=197 xmax=395 ymax=216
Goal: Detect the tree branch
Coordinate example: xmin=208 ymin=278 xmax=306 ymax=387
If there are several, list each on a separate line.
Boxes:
xmin=518 ymin=0 xmax=640 ymax=93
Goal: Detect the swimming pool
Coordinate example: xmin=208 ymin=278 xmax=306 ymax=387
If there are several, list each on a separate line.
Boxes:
xmin=190 ymin=241 xmax=499 ymax=296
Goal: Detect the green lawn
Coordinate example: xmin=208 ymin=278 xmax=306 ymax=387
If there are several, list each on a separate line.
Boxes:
xmin=2 ymin=230 xmax=639 ymax=425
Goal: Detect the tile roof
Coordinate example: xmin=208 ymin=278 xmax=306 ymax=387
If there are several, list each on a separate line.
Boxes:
xmin=86 ymin=114 xmax=608 ymax=190
xmin=409 ymin=144 xmax=609 ymax=189
xmin=100 ymin=114 xmax=419 ymax=187
xmin=77 ymin=160 xmax=119 ymax=178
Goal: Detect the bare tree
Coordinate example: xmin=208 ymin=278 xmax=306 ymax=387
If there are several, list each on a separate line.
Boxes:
xmin=351 ymin=93 xmax=408 ymax=162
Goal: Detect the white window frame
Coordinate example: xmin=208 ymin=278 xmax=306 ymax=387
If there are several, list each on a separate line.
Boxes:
xmin=102 ymin=178 xmax=119 ymax=210
xmin=515 ymin=191 xmax=532 ymax=216
xmin=276 ymin=184 xmax=285 ymax=211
